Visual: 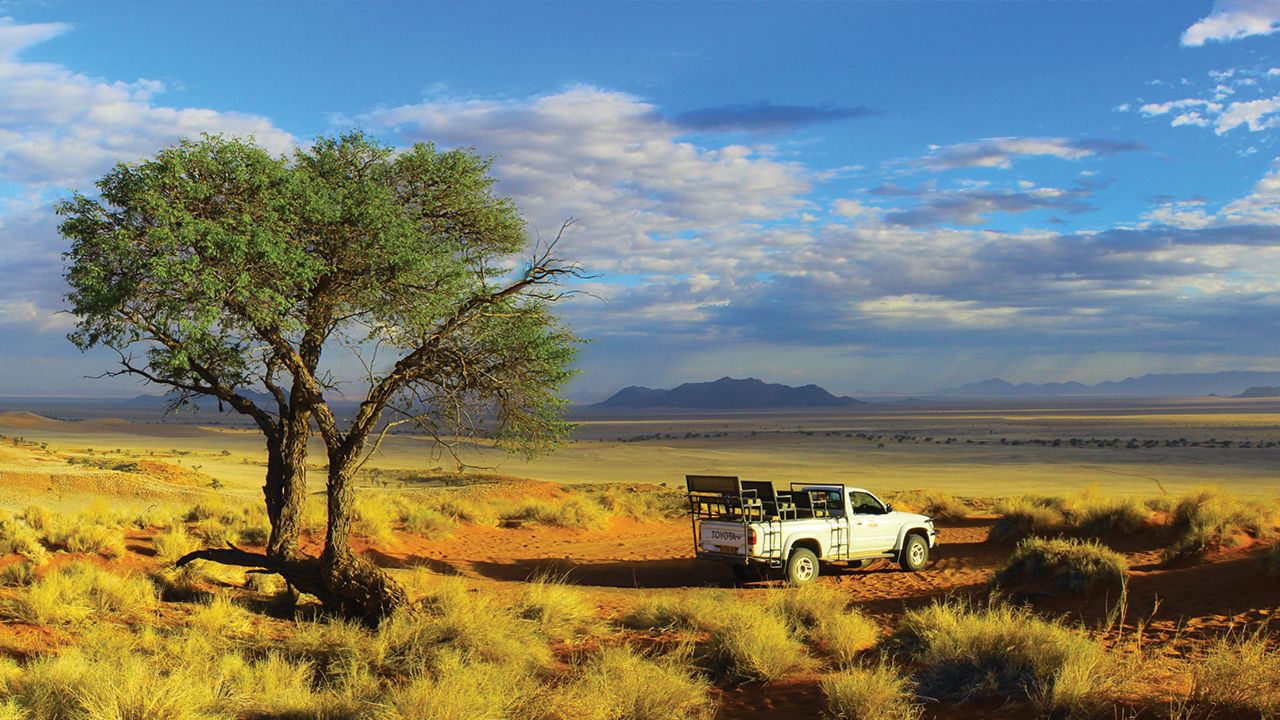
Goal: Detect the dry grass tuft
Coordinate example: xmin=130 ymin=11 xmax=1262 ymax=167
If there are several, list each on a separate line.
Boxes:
xmin=822 ymin=661 xmax=923 ymax=720
xmin=401 ymin=505 xmax=458 ymax=539
xmin=997 ymin=536 xmax=1128 ymax=594
xmin=1165 ymin=486 xmax=1278 ymax=560
xmin=516 ymin=574 xmax=599 ymax=641
xmin=548 ymin=645 xmax=715 ymax=720
xmin=770 ymin=584 xmax=879 ymax=667
xmin=886 ymin=489 xmax=971 ymax=521
xmin=895 ymin=600 xmax=1119 ymax=716
xmin=1 ymin=561 xmax=158 ymax=625
xmin=990 ymin=497 xmax=1065 ymax=542
xmin=1187 ymin=631 xmax=1280 ymax=717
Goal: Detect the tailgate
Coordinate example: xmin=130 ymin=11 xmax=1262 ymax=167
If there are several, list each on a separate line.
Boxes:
xmin=699 ymin=521 xmax=750 ymax=554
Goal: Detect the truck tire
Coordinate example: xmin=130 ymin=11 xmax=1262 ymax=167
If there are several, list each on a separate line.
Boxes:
xmin=900 ymin=533 xmax=929 ymax=572
xmin=786 ymin=548 xmax=819 ymax=584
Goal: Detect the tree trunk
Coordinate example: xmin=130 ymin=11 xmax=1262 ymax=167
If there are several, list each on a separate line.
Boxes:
xmin=263 ymin=410 xmax=310 ymax=559
xmin=318 ymin=460 xmax=407 ymax=625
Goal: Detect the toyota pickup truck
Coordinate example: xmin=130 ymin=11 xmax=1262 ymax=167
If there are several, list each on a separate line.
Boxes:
xmin=686 ymin=474 xmax=938 ymax=584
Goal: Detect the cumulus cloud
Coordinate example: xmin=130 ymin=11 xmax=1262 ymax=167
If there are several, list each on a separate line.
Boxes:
xmin=911 ymin=137 xmax=1143 ymax=170
xmin=0 ymin=17 xmax=298 ymax=341
xmin=671 ymin=101 xmax=877 ymax=133
xmin=1182 ymin=0 xmax=1280 ymax=46
xmin=1134 ymin=68 xmax=1280 ymax=135
xmin=0 ymin=17 xmax=295 ymax=186
xmin=359 ymin=86 xmax=812 ymax=272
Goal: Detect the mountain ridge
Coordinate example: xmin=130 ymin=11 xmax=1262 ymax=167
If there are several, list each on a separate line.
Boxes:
xmin=594 ymin=377 xmax=865 ymax=410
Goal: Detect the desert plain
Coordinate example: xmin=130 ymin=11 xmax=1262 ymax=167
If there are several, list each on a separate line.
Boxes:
xmin=0 ymin=396 xmax=1274 ymax=718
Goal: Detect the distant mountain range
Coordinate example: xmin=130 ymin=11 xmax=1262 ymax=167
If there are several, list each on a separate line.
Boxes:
xmin=594 ymin=377 xmax=866 ymax=410
xmin=930 ymin=371 xmax=1280 ymax=397
xmin=1236 ymin=386 xmax=1280 ymax=398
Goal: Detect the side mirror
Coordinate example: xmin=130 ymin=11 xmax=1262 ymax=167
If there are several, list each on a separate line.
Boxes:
xmin=884 ymin=504 xmax=894 ymax=513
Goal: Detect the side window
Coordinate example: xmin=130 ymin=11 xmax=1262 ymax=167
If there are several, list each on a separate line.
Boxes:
xmin=849 ymin=491 xmax=885 ymax=515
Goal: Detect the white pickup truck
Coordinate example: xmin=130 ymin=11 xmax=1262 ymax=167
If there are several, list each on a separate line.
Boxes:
xmin=686 ymin=474 xmax=938 ymax=584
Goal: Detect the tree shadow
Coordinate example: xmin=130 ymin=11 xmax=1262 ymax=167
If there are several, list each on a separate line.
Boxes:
xmin=470 ymin=557 xmax=738 ymax=588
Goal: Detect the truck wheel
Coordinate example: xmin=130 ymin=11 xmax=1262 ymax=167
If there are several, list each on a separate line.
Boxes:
xmin=900 ymin=534 xmax=929 ymax=572
xmin=786 ymin=548 xmax=819 ymax=584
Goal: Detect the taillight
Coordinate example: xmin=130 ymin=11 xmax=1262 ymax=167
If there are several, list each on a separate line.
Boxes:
xmin=748 ymin=528 xmax=757 ymax=546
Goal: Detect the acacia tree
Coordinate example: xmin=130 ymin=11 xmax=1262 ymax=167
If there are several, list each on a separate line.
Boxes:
xmin=61 ymin=133 xmax=579 ymax=622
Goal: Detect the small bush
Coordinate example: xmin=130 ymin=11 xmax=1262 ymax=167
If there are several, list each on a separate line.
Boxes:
xmin=996 ymin=536 xmax=1128 ymax=594
xmin=895 ymin=601 xmax=1118 ymax=716
xmin=822 ymin=662 xmax=922 ymax=720
xmin=990 ymin=497 xmax=1065 ymax=542
xmin=581 ymin=484 xmax=689 ymax=522
xmin=1188 ymin=631 xmax=1280 ymax=717
xmin=1166 ymin=486 xmax=1277 ymax=560
xmin=431 ymin=495 xmax=500 ymax=527
xmin=43 ymin=518 xmax=126 ymax=558
xmin=1073 ymin=495 xmax=1151 ymax=534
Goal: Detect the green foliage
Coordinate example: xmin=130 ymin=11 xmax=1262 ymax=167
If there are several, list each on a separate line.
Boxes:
xmin=894 ymin=601 xmax=1120 ymax=716
xmin=997 ymin=536 xmax=1128 ymax=594
xmin=59 ymin=131 xmax=578 ymax=461
xmin=822 ymin=662 xmax=923 ymax=720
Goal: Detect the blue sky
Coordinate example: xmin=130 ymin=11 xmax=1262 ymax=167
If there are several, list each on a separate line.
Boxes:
xmin=1 ymin=1 xmax=1280 ymax=397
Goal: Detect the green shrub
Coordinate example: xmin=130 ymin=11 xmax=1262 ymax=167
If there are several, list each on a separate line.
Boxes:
xmin=996 ymin=536 xmax=1128 ymax=594
xmin=1188 ymin=632 xmax=1280 ymax=717
xmin=895 ymin=601 xmax=1118 ymax=716
xmin=822 ymin=662 xmax=922 ymax=720
xmin=499 ymin=496 xmax=611 ymax=531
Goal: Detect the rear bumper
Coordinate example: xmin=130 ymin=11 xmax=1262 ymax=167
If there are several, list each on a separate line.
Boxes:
xmin=695 ymin=550 xmax=776 ymax=567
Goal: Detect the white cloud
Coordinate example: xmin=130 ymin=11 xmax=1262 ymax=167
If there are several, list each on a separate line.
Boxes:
xmin=1182 ymin=0 xmax=1280 ymax=46
xmin=0 ymin=17 xmax=295 ymax=186
xmin=359 ymin=86 xmax=812 ymax=273
xmin=910 ymin=136 xmax=1140 ymax=171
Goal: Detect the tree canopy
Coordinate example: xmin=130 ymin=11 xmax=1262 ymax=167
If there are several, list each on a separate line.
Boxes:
xmin=60 ymin=132 xmax=580 ymax=621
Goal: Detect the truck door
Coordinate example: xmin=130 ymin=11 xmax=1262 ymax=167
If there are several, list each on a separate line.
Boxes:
xmin=848 ymin=490 xmax=898 ymax=553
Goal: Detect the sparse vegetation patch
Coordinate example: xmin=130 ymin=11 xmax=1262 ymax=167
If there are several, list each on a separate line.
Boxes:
xmin=996 ymin=536 xmax=1128 ymax=594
